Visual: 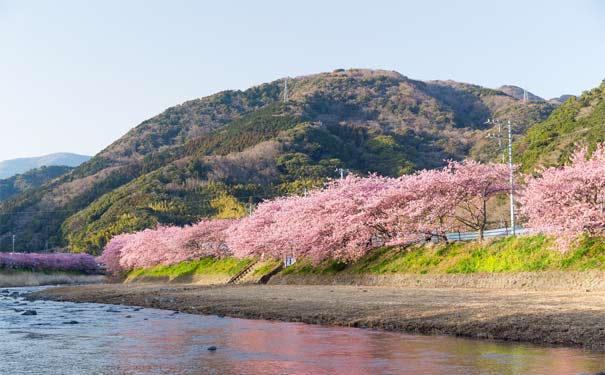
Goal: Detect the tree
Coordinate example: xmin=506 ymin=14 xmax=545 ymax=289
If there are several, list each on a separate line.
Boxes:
xmin=520 ymin=144 xmax=605 ymax=250
xmin=227 ymin=175 xmax=397 ymax=263
xmin=100 ymin=219 xmax=234 ymax=274
xmin=444 ymin=160 xmax=511 ymax=239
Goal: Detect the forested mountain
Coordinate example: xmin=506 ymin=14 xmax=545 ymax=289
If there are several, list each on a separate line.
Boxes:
xmin=0 ymin=153 xmax=90 ymax=179
xmin=516 ymin=81 xmax=604 ymax=171
xmin=0 ymin=69 xmax=557 ymax=254
xmin=0 ymin=166 xmax=73 ymax=202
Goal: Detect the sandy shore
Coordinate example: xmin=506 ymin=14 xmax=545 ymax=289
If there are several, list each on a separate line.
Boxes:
xmin=31 ymin=283 xmax=605 ymax=352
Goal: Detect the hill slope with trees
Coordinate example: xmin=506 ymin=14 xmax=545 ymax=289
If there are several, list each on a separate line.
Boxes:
xmin=0 ymin=165 xmax=73 ymax=202
xmin=515 ymin=81 xmax=604 ymax=171
xmin=0 ymin=69 xmax=556 ymax=254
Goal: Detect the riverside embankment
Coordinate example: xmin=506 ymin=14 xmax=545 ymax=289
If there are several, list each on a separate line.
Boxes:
xmin=33 ymin=281 xmax=605 ymax=352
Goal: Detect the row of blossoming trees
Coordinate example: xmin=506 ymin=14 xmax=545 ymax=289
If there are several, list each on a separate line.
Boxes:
xmin=101 ymin=160 xmax=511 ymax=274
xmin=100 ymin=144 xmax=605 ymax=275
xmin=0 ymin=253 xmax=100 ymax=274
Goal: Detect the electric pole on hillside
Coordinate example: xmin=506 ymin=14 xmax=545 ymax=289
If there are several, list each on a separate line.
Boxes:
xmin=486 ymin=119 xmax=516 ymax=235
xmin=283 ymin=78 xmax=289 ymax=104
xmin=523 ymin=87 xmax=528 ymax=103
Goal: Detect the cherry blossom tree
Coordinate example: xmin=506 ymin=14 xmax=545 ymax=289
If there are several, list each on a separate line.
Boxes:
xmin=444 ymin=160 xmax=511 ymax=239
xmin=0 ymin=252 xmax=100 ymax=273
xmin=520 ymin=144 xmax=605 ymax=250
xmin=227 ymin=175 xmax=398 ymax=263
xmin=100 ymin=219 xmax=234 ymax=274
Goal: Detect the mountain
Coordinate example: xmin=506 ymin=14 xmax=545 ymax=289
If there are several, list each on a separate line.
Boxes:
xmin=516 ymin=81 xmax=605 ymax=171
xmin=0 ymin=153 xmax=91 ymax=179
xmin=498 ymin=85 xmax=545 ymax=102
xmin=0 ymin=69 xmax=556 ymax=254
xmin=548 ymin=94 xmax=575 ymax=106
xmin=0 ymin=165 xmax=73 ymax=202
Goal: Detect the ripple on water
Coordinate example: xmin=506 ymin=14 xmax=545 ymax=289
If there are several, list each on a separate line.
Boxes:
xmin=0 ymin=286 xmax=604 ymax=375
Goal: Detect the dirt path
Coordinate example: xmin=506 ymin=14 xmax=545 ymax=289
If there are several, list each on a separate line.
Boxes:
xmin=31 ymin=283 xmax=605 ymax=352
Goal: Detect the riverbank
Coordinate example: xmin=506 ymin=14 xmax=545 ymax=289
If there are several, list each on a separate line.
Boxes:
xmin=32 ymin=283 xmax=605 ymax=352
xmin=0 ymin=270 xmax=105 ymax=288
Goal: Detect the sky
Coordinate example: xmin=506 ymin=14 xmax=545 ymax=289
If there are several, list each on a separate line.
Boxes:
xmin=0 ymin=0 xmax=604 ymax=161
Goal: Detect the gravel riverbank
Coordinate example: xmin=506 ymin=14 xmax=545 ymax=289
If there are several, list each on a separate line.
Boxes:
xmin=31 ymin=283 xmax=605 ymax=352
xmin=0 ymin=271 xmax=105 ymax=287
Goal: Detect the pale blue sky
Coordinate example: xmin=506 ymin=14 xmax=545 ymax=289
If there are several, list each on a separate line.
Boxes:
xmin=1 ymin=0 xmax=603 ymax=161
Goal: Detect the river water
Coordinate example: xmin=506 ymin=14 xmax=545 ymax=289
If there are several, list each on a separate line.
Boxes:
xmin=0 ymin=287 xmax=603 ymax=375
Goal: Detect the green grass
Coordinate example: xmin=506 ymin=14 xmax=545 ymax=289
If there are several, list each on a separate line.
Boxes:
xmin=252 ymin=259 xmax=283 ymax=276
xmin=126 ymin=257 xmax=253 ymax=281
xmin=125 ymin=235 xmax=605 ymax=282
xmin=279 ymin=235 xmax=605 ymax=276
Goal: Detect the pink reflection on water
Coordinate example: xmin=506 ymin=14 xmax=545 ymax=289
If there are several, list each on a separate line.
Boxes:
xmin=110 ymin=311 xmax=605 ymax=375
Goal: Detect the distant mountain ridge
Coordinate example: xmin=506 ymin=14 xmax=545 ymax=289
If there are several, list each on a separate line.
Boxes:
xmin=0 ymin=165 xmax=74 ymax=202
xmin=0 ymin=153 xmax=91 ymax=179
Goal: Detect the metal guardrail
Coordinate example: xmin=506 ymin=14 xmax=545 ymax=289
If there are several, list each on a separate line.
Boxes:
xmin=444 ymin=227 xmax=529 ymax=242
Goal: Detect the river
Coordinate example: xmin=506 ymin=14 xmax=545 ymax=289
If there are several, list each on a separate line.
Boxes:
xmin=1 ymin=286 xmax=603 ymax=374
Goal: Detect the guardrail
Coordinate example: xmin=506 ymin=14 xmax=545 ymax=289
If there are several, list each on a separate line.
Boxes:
xmin=443 ymin=227 xmax=529 ymax=242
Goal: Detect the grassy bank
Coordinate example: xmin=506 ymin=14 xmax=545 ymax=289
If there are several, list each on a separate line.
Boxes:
xmin=122 ymin=235 xmax=605 ymax=284
xmin=280 ymin=235 xmax=605 ymax=276
xmin=125 ymin=257 xmax=254 ymax=283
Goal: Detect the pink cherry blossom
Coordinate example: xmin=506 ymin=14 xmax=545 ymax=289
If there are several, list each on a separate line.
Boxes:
xmin=520 ymin=144 xmax=605 ymax=251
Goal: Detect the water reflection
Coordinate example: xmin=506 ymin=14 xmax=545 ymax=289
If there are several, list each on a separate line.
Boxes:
xmin=0 ymin=287 xmax=603 ymax=375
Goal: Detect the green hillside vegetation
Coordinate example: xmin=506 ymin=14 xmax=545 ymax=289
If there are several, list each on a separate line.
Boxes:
xmin=280 ymin=235 xmax=605 ymax=276
xmin=516 ymin=82 xmax=605 ymax=171
xmin=0 ymin=165 xmax=73 ymax=202
xmin=0 ymin=69 xmax=557 ymax=254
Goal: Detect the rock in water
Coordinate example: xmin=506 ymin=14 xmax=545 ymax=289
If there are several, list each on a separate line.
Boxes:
xmin=207 ymin=346 xmax=217 ymax=351
xmin=22 ymin=310 xmax=37 ymax=316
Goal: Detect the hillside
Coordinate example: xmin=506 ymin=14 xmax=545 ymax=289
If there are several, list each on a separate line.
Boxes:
xmin=0 ymin=165 xmax=73 ymax=202
xmin=516 ymin=81 xmax=605 ymax=171
xmin=0 ymin=69 xmax=556 ymax=254
xmin=0 ymin=153 xmax=90 ymax=179
xmin=498 ymin=85 xmax=544 ymax=102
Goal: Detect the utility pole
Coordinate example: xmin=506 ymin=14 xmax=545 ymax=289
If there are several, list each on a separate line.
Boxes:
xmin=523 ymin=87 xmax=528 ymax=104
xmin=12 ymin=235 xmax=15 ymax=252
xmin=486 ymin=120 xmax=505 ymax=164
xmin=283 ymin=78 xmax=288 ymax=104
xmin=335 ymin=168 xmax=348 ymax=180
xmin=486 ymin=119 xmax=516 ymax=235
xmin=507 ymin=120 xmax=516 ymax=235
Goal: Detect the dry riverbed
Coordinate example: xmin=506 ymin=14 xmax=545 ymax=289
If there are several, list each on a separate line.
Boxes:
xmin=31 ymin=283 xmax=605 ymax=352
